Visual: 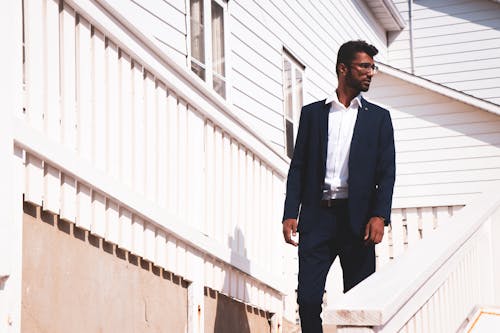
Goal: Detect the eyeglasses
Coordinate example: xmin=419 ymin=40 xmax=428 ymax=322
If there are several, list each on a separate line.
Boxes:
xmin=350 ymin=62 xmax=378 ymax=74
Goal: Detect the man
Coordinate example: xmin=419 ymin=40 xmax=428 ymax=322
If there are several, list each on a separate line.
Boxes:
xmin=282 ymin=40 xmax=396 ymax=333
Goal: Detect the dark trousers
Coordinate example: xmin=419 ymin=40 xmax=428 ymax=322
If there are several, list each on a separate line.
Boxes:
xmin=297 ymin=201 xmax=375 ymax=333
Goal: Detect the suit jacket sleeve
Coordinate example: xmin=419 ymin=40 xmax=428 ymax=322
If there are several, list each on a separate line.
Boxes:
xmin=282 ymin=107 xmax=310 ymax=222
xmin=371 ymin=109 xmax=396 ymax=225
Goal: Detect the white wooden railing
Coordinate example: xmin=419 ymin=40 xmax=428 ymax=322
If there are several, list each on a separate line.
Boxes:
xmin=325 ymin=184 xmax=500 ymax=332
xmin=14 ymin=0 xmax=289 ymax=331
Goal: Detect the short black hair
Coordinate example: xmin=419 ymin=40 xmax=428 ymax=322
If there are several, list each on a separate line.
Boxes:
xmin=336 ymin=40 xmax=378 ymax=75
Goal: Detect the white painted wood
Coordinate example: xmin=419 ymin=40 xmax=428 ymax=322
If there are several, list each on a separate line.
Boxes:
xmin=390 ymin=209 xmax=405 ymax=258
xmin=24 ymin=0 xmax=45 ymax=132
xmin=76 ymin=183 xmax=92 ymax=230
xmin=60 ymin=174 xmax=77 ymax=222
xmin=326 ymin=186 xmax=500 ymax=331
xmin=405 ymin=208 xmax=420 ymax=249
xmin=144 ymin=222 xmax=156 ymax=262
xmin=155 ymin=229 xmax=167 ymax=270
xmin=119 ymin=51 xmax=134 ymax=188
xmin=0 ymin=2 xmax=24 ymax=330
xmin=106 ymin=200 xmax=120 ymax=245
xmin=156 ymin=82 xmax=168 ymax=208
xmin=61 ymin=4 xmax=78 ymax=151
xmin=76 ymin=16 xmax=93 ymax=161
xmin=91 ymin=190 xmax=106 ymax=238
xmin=45 ymin=0 xmax=61 ymax=142
xmin=106 ymin=39 xmax=120 ymax=179
xmin=177 ymin=100 xmax=188 ymax=217
xmin=25 ymin=153 xmax=44 ymax=205
xmin=43 ymin=163 xmax=61 ymax=214
xmin=132 ymin=61 xmax=146 ymax=196
xmin=132 ymin=215 xmax=145 ymax=257
xmin=119 ymin=208 xmax=133 ymax=250
xmin=144 ymin=72 xmax=157 ymax=203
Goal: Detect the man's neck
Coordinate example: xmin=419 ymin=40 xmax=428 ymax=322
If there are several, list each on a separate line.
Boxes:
xmin=336 ymin=86 xmax=359 ymax=108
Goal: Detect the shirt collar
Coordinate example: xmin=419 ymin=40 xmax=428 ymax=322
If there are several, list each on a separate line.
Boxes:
xmin=325 ymin=92 xmax=362 ymax=109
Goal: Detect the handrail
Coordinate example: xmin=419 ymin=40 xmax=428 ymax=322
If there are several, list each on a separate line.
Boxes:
xmin=325 ymin=181 xmax=500 ymax=329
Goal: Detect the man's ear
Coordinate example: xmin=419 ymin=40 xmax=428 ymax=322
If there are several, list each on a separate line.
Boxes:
xmin=338 ymin=63 xmax=347 ymax=75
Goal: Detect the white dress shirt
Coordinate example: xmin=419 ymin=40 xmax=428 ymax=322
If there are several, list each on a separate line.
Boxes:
xmin=323 ymin=92 xmax=361 ymax=199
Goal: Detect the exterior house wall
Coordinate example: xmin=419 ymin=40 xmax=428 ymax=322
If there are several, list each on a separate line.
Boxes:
xmin=366 ymin=72 xmax=500 ymax=209
xmin=101 ymin=0 xmax=389 ymax=153
xmin=388 ymin=0 xmax=500 ymax=105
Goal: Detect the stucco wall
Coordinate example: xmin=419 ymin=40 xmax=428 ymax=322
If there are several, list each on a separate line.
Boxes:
xmin=21 ymin=203 xmax=188 ymax=333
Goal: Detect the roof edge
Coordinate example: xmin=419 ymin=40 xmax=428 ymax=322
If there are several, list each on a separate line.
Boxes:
xmin=382 ymin=0 xmax=406 ymax=30
xmin=378 ymin=62 xmax=500 ymax=116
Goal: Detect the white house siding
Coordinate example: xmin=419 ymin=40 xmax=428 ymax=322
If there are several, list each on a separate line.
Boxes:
xmin=229 ymin=0 xmax=388 ymax=151
xmin=388 ymin=0 xmax=500 ymax=105
xmin=101 ymin=0 xmax=188 ymax=66
xmin=365 ymin=72 xmax=500 ymax=209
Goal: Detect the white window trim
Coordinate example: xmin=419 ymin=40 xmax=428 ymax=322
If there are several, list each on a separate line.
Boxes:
xmin=282 ymin=49 xmax=305 ymax=159
xmin=186 ymin=0 xmax=231 ymax=102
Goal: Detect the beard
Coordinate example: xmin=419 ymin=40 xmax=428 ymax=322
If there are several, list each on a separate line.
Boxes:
xmin=346 ymin=70 xmax=371 ymax=92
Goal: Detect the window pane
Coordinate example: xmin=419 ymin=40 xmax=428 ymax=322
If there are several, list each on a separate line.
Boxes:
xmin=212 ymin=1 xmax=225 ymax=97
xmin=190 ymin=0 xmax=205 ymax=66
xmin=284 ymin=59 xmax=293 ymax=120
xmin=286 ymin=119 xmax=294 ymax=158
xmin=295 ymin=69 xmax=303 ymax=116
xmin=191 ymin=59 xmax=206 ymax=80
xmin=213 ymin=73 xmax=226 ymax=98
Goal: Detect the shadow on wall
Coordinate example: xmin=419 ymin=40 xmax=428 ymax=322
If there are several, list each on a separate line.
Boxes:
xmin=210 ymin=226 xmax=271 ymax=333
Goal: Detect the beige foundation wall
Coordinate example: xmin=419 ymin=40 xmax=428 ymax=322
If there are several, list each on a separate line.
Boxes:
xmin=204 ymin=287 xmax=271 ymax=333
xmin=21 ymin=203 xmax=188 ymax=333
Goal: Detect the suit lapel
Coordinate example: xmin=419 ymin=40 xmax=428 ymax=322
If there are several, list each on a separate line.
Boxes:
xmin=320 ymin=102 xmax=330 ymax=168
xmin=350 ymin=98 xmax=370 ymax=162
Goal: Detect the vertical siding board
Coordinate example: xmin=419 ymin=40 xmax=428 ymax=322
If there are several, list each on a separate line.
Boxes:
xmin=238 ymin=146 xmax=247 ymax=256
xmin=92 ymin=29 xmax=107 ymax=171
xmin=61 ymin=4 xmax=77 ymax=151
xmin=405 ymin=208 xmax=420 ymax=248
xmin=76 ymin=16 xmax=93 ymax=161
xmin=166 ymin=234 xmax=177 ymax=273
xmin=187 ymin=106 xmax=205 ymax=230
xmin=167 ymin=92 xmax=179 ymax=212
xmin=76 ymin=182 xmax=92 ymax=230
xmin=60 ymin=173 xmax=77 ymax=223
xmin=25 ymin=153 xmax=44 ymax=206
xmin=144 ymin=222 xmax=156 ymax=262
xmin=214 ymin=128 xmax=224 ymax=243
xmin=106 ymin=39 xmax=120 ymax=179
xmin=155 ymin=229 xmax=167 ymax=269
xmin=119 ymin=208 xmax=133 ymax=251
xmin=177 ymin=100 xmax=188 ymax=216
xmin=245 ymin=151 xmax=254 ymax=258
xmin=145 ymin=72 xmax=158 ymax=203
xmin=223 ymin=134 xmax=231 ymax=246
xmin=205 ymin=121 xmax=215 ymax=238
xmin=119 ymin=51 xmax=133 ymax=188
xmin=230 ymin=140 xmax=239 ymax=252
xmin=24 ymin=0 xmax=45 ymax=132
xmin=390 ymin=209 xmax=405 ymax=258
xmin=156 ymin=82 xmax=168 ymax=208
xmin=132 ymin=215 xmax=145 ymax=257
xmin=43 ymin=163 xmax=60 ymax=214
xmin=91 ymin=190 xmax=106 ymax=238
xmin=106 ymin=200 xmax=120 ymax=245
xmin=132 ymin=62 xmax=146 ymax=196
xmin=45 ymin=0 xmax=61 ymax=142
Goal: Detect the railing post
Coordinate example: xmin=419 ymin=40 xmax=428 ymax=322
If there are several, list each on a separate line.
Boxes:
xmin=0 ymin=1 xmax=24 ymax=332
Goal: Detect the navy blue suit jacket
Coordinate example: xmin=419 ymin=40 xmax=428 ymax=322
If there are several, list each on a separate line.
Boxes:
xmin=282 ymin=97 xmax=396 ymax=236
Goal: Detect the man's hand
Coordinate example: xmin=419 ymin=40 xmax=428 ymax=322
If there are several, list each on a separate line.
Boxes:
xmin=364 ymin=217 xmax=385 ymax=245
xmin=283 ymin=219 xmax=298 ymax=246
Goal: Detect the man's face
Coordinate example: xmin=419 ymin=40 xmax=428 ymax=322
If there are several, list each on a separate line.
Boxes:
xmin=345 ymin=52 xmax=375 ymax=92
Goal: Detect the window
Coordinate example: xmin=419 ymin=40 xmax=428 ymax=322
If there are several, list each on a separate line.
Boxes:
xmin=283 ymin=51 xmax=304 ymax=158
xmin=189 ymin=0 xmax=227 ymax=98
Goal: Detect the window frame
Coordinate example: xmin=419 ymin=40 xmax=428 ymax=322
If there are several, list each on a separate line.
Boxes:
xmin=186 ymin=0 xmax=230 ymax=100
xmin=282 ymin=49 xmax=305 ymax=159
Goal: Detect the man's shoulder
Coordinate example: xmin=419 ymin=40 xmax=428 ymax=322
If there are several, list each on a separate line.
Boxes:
xmin=362 ymin=97 xmax=390 ymax=115
xmin=301 ymin=99 xmax=327 ymax=113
